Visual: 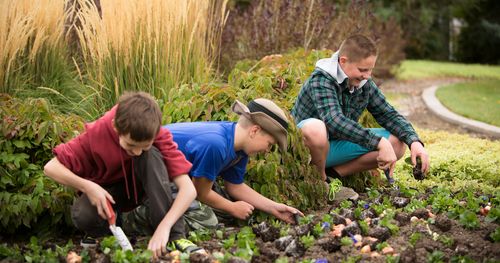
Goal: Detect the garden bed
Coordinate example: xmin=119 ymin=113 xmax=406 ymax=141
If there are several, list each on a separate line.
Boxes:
xmin=2 ymin=184 xmax=498 ymax=263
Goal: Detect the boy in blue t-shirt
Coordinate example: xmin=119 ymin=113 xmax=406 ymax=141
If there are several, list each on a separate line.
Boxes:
xmin=166 ymin=98 xmax=302 ymax=224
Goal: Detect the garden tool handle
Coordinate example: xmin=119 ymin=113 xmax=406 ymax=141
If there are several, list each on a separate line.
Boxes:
xmin=384 ymin=169 xmax=394 ymax=184
xmin=106 ymin=200 xmax=116 ymax=225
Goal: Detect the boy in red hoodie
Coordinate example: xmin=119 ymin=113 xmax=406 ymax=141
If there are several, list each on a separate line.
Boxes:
xmin=44 ymin=92 xmax=196 ymax=258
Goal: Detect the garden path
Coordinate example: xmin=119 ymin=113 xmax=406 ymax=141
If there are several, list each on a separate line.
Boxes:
xmin=380 ymin=78 xmax=496 ymax=140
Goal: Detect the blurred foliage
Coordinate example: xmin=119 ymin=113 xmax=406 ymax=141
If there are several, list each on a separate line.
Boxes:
xmin=221 ymin=0 xmax=405 ymax=79
xmin=0 ymin=95 xmax=84 ymax=233
xmin=456 ymin=0 xmax=500 ymax=64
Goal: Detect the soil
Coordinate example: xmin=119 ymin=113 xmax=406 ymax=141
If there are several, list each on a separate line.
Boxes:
xmin=379 ymin=78 xmax=497 ymax=140
xmin=192 ymin=187 xmax=500 ymax=263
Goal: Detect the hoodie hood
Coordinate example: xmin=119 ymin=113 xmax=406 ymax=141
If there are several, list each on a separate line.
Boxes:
xmin=315 ymin=51 xmax=368 ymax=89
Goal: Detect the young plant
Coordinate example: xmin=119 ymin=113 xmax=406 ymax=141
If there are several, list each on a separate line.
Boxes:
xmin=427 ymin=250 xmax=445 ymax=263
xmin=458 ymin=210 xmax=480 ymax=229
xmin=375 ymin=241 xmax=389 ymax=251
xmin=340 ymin=236 xmax=353 ymax=246
xmin=340 ymin=200 xmax=353 ymax=209
xmin=409 ymin=232 xmax=422 ymax=247
xmin=313 ymin=222 xmax=324 ymax=237
xmin=300 ymin=233 xmax=315 ymax=249
xmin=439 ymin=235 xmax=454 ymax=247
xmin=490 ymin=227 xmax=500 ymax=242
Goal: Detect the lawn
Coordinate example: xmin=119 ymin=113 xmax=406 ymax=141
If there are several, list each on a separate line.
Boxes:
xmin=396 ymin=60 xmax=500 ymax=80
xmin=436 ymin=79 xmax=500 ymax=127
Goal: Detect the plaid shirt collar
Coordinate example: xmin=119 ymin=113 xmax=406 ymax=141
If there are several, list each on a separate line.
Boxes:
xmin=315 ymin=51 xmax=368 ymax=90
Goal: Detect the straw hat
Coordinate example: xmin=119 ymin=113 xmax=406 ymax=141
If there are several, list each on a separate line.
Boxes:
xmin=232 ymin=98 xmax=289 ymax=151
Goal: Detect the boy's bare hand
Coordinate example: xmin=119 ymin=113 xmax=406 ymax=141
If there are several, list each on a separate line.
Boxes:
xmin=410 ymin=141 xmax=430 ymax=174
xmin=230 ymin=201 xmax=254 ymax=219
xmin=376 ymin=137 xmax=397 ymax=170
xmin=148 ymin=222 xmax=171 ymax=259
xmin=83 ymin=180 xmax=114 ymax=220
xmin=270 ymin=203 xmax=303 ymax=224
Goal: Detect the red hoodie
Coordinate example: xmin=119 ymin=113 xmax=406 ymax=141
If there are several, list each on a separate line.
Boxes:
xmin=53 ymin=105 xmax=192 ymax=205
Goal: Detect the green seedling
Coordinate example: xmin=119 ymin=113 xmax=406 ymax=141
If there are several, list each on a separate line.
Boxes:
xmin=490 ymin=227 xmax=500 ymax=242
xmin=340 ymin=200 xmax=353 ymax=209
xmin=486 ymin=207 xmax=500 ymax=223
xmin=427 ymin=250 xmax=445 ymax=263
xmin=409 ymin=232 xmax=422 ymax=247
xmin=300 ymin=233 xmax=315 ymax=249
xmin=439 ymin=235 xmax=454 ymax=247
xmin=375 ymin=241 xmax=389 ymax=251
xmin=459 ymin=210 xmax=480 ymax=229
xmin=450 ymin=255 xmax=475 ymax=263
xmin=340 ymin=236 xmax=354 ymax=246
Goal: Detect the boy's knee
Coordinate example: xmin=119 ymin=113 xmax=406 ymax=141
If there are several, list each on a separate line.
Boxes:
xmin=71 ymin=199 xmax=106 ymax=236
xmin=389 ymin=136 xmax=406 ymax=160
xmin=301 ymin=121 xmax=328 ymax=147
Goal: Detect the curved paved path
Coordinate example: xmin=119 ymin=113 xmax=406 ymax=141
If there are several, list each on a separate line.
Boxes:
xmin=379 ymin=78 xmax=498 ymax=140
xmin=422 ymin=85 xmax=500 ymax=139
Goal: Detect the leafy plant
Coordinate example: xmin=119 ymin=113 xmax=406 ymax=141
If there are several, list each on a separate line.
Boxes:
xmin=439 ymin=235 xmax=455 ymax=247
xmin=340 ymin=236 xmax=353 ymax=247
xmin=0 ymin=95 xmax=84 ymax=233
xmin=490 ymin=227 xmax=500 ymax=242
xmin=299 ymin=233 xmax=315 ymax=249
xmin=409 ymin=232 xmax=422 ymax=247
xmin=486 ymin=207 xmax=500 ymax=223
xmin=427 ymin=250 xmax=446 ymax=263
xmin=458 ymin=210 xmax=480 ymax=229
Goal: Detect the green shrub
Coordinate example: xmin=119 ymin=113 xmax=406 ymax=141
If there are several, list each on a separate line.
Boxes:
xmin=394 ymin=129 xmax=500 ymax=193
xmin=0 ymin=95 xmax=84 ymax=233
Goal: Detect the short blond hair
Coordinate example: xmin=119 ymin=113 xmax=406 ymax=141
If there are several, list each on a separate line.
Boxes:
xmin=339 ymin=35 xmax=377 ymax=62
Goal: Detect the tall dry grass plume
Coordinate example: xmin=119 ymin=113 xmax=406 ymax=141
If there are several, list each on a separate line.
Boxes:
xmin=72 ymin=0 xmax=228 ymax=116
xmin=0 ymin=0 xmax=67 ymax=94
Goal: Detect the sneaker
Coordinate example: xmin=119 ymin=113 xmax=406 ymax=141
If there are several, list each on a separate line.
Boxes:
xmin=171 ymin=238 xmax=206 ymax=254
xmin=334 ymin=186 xmax=359 ymax=202
xmin=80 ymin=235 xmax=98 ymax=249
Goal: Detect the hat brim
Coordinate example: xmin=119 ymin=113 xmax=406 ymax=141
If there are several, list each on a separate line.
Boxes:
xmin=232 ymin=100 xmax=288 ymax=151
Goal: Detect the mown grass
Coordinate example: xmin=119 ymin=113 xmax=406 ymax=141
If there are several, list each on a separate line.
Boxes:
xmin=395 ymin=60 xmax=500 ymax=80
xmin=436 ymin=79 xmax=500 ymax=127
xmin=394 ymin=60 xmax=500 ymax=126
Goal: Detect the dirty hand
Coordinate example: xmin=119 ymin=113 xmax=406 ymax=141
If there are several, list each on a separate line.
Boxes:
xmin=148 ymin=223 xmax=171 ymax=259
xmin=83 ymin=180 xmax=114 ymax=220
xmin=376 ymin=137 xmax=397 ymax=170
xmin=271 ymin=203 xmax=304 ymax=224
xmin=410 ymin=141 xmax=430 ymax=174
xmin=230 ymin=201 xmax=254 ymax=220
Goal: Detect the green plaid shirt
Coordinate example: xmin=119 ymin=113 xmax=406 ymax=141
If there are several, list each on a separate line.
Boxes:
xmin=291 ymin=68 xmax=420 ymax=151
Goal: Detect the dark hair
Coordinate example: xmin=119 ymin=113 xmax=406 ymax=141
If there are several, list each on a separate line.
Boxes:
xmin=114 ymin=92 xmax=162 ymax=141
xmin=339 ymin=34 xmax=377 ymax=62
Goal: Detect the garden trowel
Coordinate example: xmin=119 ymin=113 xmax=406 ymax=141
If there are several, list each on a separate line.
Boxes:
xmin=106 ymin=201 xmax=133 ymax=251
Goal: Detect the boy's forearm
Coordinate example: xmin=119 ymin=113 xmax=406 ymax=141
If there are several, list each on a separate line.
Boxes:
xmin=161 ymin=175 xmax=197 ymax=228
xmin=226 ymin=182 xmax=275 ymax=214
xmin=197 ymin=189 xmax=236 ymax=214
xmin=43 ymin=157 xmax=91 ymax=193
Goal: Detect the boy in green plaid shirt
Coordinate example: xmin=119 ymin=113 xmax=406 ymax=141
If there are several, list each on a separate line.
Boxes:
xmin=292 ymin=35 xmax=429 ymax=182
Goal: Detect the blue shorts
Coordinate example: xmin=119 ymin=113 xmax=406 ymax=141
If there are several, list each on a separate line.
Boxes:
xmin=297 ymin=118 xmax=390 ymax=167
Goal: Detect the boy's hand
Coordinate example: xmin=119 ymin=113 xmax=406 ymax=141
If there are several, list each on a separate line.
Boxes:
xmin=410 ymin=141 xmax=429 ymax=174
xmin=270 ymin=203 xmax=303 ymax=224
xmin=148 ymin=222 xmax=171 ymax=259
xmin=230 ymin=201 xmax=254 ymax=219
xmin=376 ymin=137 xmax=397 ymax=171
xmin=83 ymin=180 xmax=114 ymax=220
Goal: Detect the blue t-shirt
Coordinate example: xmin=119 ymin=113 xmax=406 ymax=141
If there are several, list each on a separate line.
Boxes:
xmin=164 ymin=121 xmax=248 ymax=184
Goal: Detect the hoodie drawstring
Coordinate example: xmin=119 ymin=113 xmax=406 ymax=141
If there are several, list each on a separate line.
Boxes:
xmin=119 ymin=152 xmax=139 ymax=204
